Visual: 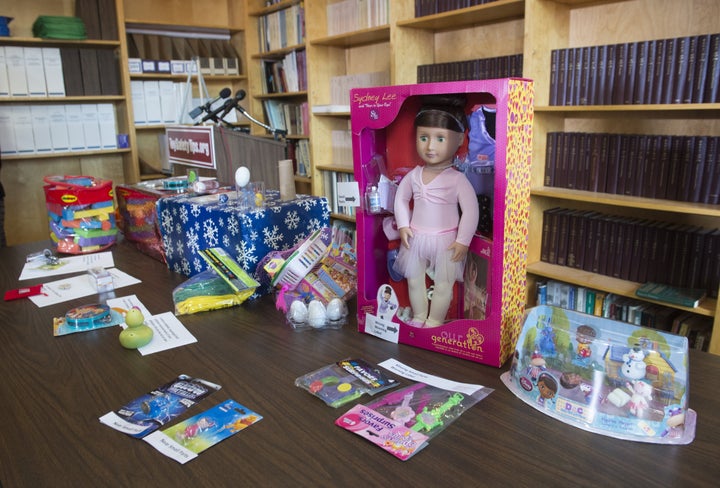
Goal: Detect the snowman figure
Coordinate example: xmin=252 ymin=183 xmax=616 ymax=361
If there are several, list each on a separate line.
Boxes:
xmin=621 ymin=345 xmax=647 ymax=380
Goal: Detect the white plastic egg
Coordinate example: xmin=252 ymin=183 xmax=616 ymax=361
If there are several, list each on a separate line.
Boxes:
xmin=288 ymin=300 xmax=308 ymax=324
xmin=235 ymin=166 xmax=250 ymax=188
xmin=326 ymin=298 xmax=346 ymax=321
xmin=307 ymin=300 xmax=327 ymax=328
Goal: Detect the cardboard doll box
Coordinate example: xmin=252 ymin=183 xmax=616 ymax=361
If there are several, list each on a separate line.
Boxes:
xmin=351 ymin=79 xmax=534 ymax=367
xmin=501 ymin=305 xmax=696 ymax=444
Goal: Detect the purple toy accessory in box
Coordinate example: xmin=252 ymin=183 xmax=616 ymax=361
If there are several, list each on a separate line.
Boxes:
xmin=351 ymin=79 xmax=534 ymax=367
xmin=501 ymin=305 xmax=696 ymax=444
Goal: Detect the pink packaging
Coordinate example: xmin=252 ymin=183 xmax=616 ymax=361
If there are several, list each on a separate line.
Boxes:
xmin=352 ymin=79 xmax=534 ymax=367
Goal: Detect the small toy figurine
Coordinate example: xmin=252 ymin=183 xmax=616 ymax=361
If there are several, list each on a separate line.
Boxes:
xmin=377 ymin=285 xmax=398 ymax=320
xmin=626 ymin=380 xmax=653 ymax=416
xmin=574 ymin=324 xmax=597 ymax=363
xmin=119 ymin=307 xmax=153 ymax=349
xmin=175 ymin=417 xmax=216 ymax=444
xmin=661 ymin=406 xmax=686 ymax=438
xmin=525 ymin=350 xmax=547 ymax=383
xmin=392 ymin=95 xmax=479 ymax=328
xmin=621 ymin=345 xmax=647 ymax=380
xmin=536 ymin=372 xmax=558 ymax=407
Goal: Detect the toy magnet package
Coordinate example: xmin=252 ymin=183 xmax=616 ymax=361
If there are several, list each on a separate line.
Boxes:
xmin=99 ymin=375 xmax=221 ymax=438
xmin=144 ymin=399 xmax=262 ymax=464
xmin=501 ymin=305 xmax=696 ymax=444
xmin=295 ymin=359 xmax=399 ymax=408
xmin=53 ymin=303 xmax=125 ymax=336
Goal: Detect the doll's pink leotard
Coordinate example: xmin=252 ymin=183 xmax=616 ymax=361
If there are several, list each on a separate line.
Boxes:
xmin=392 ymin=166 xmax=479 ymax=282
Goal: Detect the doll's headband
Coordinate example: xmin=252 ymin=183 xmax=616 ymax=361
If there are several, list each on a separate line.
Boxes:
xmin=415 ymin=108 xmax=466 ymax=133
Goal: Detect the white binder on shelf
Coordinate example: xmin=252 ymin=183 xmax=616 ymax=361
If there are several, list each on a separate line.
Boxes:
xmin=42 ymin=47 xmax=65 ymax=97
xmin=47 ymin=104 xmax=70 ymax=152
xmin=24 ymin=47 xmax=47 ymax=97
xmin=30 ymin=105 xmax=53 ymax=153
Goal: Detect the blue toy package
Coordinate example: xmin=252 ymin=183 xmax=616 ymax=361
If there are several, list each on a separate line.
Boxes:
xmin=99 ymin=375 xmax=221 ymax=438
xmin=501 ymin=306 xmax=696 ymax=444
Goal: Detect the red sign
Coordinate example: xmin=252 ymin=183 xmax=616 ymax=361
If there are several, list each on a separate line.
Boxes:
xmin=166 ymin=125 xmax=216 ymax=169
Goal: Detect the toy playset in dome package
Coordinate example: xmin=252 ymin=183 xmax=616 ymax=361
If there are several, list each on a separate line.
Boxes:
xmin=501 ymin=305 xmax=696 ymax=444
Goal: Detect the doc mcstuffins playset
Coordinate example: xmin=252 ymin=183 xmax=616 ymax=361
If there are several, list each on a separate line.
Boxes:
xmin=501 ymin=305 xmax=696 ymax=444
xmin=351 ymin=79 xmax=533 ymax=367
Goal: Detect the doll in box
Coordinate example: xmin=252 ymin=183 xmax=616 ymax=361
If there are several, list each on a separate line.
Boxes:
xmin=392 ymin=95 xmax=480 ymax=328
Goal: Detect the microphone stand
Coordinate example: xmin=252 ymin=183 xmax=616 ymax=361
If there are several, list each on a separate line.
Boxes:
xmin=233 ymin=104 xmax=288 ymax=141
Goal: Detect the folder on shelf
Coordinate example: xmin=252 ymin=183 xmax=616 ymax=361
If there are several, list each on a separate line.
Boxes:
xmin=97 ymin=103 xmax=117 ymax=150
xmin=0 ymin=47 xmax=10 ymax=97
xmin=97 ymin=0 xmax=119 ymax=40
xmin=42 ymin=47 xmax=66 ymax=97
xmin=47 ymin=104 xmax=70 ymax=152
xmin=65 ymin=104 xmax=86 ymax=151
xmin=30 ymin=105 xmax=53 ymax=153
xmin=12 ymin=105 xmax=35 ymax=154
xmin=78 ymin=48 xmax=102 ymax=96
xmin=96 ymin=49 xmax=120 ymax=95
xmin=142 ymin=80 xmax=163 ymax=125
xmin=158 ymin=80 xmax=177 ymax=124
xmin=81 ymin=103 xmax=102 ymax=150
xmin=75 ymin=0 xmax=102 ymax=40
xmin=24 ymin=47 xmax=47 ymax=97
xmin=5 ymin=46 xmax=29 ymax=97
xmin=0 ymin=106 xmax=17 ymax=155
xmin=130 ymin=80 xmax=147 ymax=125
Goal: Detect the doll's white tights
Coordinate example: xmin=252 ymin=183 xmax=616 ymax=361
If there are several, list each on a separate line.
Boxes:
xmin=407 ymin=274 xmax=453 ymax=328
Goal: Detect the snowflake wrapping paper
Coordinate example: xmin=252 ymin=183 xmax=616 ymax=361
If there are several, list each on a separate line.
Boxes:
xmin=156 ymin=190 xmax=330 ymax=298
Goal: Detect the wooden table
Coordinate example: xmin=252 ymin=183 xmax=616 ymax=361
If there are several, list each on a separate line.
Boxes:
xmin=1 ymin=240 xmax=718 ymax=487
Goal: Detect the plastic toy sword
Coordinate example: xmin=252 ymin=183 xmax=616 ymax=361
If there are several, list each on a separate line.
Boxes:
xmin=411 ymin=393 xmax=465 ymax=432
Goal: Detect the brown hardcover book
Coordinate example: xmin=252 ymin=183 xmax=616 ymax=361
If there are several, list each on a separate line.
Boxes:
xmin=605 ymin=134 xmax=621 ymax=194
xmin=545 ymin=132 xmax=559 ymax=186
xmin=653 ymin=222 xmax=680 ymax=284
xmin=591 ymin=214 xmax=609 ymax=275
xmin=677 ymin=136 xmax=696 ymax=202
xmin=564 ymin=48 xmax=576 ymax=106
xmin=704 ymin=34 xmax=720 ymax=103
xmin=651 ymin=38 xmax=666 ymax=104
xmin=623 ymin=41 xmax=638 ymax=104
xmin=582 ymin=213 xmax=600 ymax=273
xmin=59 ymin=47 xmax=84 ymax=97
xmin=75 ymin=0 xmax=102 ymax=40
xmin=672 ymin=36 xmax=690 ymax=104
xmin=615 ymin=134 xmax=632 ymax=195
xmin=641 ymin=135 xmax=661 ymax=198
xmin=97 ymin=0 xmax=119 ymax=40
xmin=556 ymin=48 xmax=568 ymax=105
xmin=595 ymin=133 xmax=610 ymax=192
xmin=612 ymin=42 xmax=628 ymax=104
xmin=78 ymin=48 xmax=102 ymax=96
xmin=603 ymin=43 xmax=616 ymax=105
xmin=642 ymin=40 xmax=657 ymax=104
xmin=96 ymin=49 xmax=120 ymax=95
xmin=689 ymin=136 xmax=708 ymax=203
xmin=655 ymin=135 xmax=672 ymax=199
xmin=574 ymin=211 xmax=597 ymax=270
xmin=692 ymin=34 xmax=711 ymax=103
xmin=682 ymin=35 xmax=698 ymax=104
xmin=701 ymin=229 xmax=720 ymax=298
xmin=634 ymin=40 xmax=649 ymax=104
xmin=555 ymin=209 xmax=572 ymax=267
xmin=541 ymin=207 xmax=562 ymax=263
xmin=587 ymin=133 xmax=600 ymax=191
xmin=565 ymin=132 xmax=579 ymax=189
xmin=635 ymin=221 xmax=653 ymax=284
xmin=575 ymin=133 xmax=591 ymax=191
xmin=703 ymin=136 xmax=720 ymax=204
xmin=662 ymin=37 xmax=678 ymax=104
xmin=619 ymin=218 xmax=639 ymax=281
xmin=687 ymin=227 xmax=714 ymax=289
xmin=664 ymin=136 xmax=684 ymax=201
xmin=565 ymin=210 xmax=581 ymax=268
xmin=588 ymin=45 xmax=600 ymax=105
xmin=578 ymin=46 xmax=591 ymax=105
xmin=606 ymin=216 xmax=623 ymax=278
xmin=631 ymin=135 xmax=649 ymax=196
xmin=555 ymin=132 xmax=569 ymax=188
xmin=668 ymin=225 xmax=698 ymax=287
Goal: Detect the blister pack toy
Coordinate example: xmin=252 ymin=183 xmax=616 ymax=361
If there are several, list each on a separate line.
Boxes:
xmin=501 ymin=305 xmax=696 ymax=444
xmin=295 ymin=359 xmax=399 ymax=408
xmin=99 ymin=375 xmax=221 ymax=438
xmin=336 ymin=382 xmax=490 ymax=460
xmin=53 ymin=303 xmax=125 ymax=336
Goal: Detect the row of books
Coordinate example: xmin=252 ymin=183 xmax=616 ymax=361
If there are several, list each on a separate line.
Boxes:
xmin=126 ymin=33 xmax=241 ymax=76
xmin=286 ymin=139 xmax=310 ymax=178
xmin=75 ymin=0 xmax=118 ymax=41
xmin=536 ymin=279 xmax=713 ymax=351
xmin=0 ymin=46 xmax=119 ymax=98
xmin=417 ymin=54 xmax=523 ymax=84
xmin=0 ymin=103 xmax=118 ymax=156
xmin=327 ymin=0 xmax=389 ymax=36
xmin=324 ymin=171 xmax=357 ymax=218
xmin=329 ymin=71 xmax=390 ymax=107
xmin=544 ymin=132 xmax=720 ymax=204
xmin=260 ymin=50 xmax=307 ymax=94
xmin=415 ymin=0 xmax=499 ymax=18
xmin=549 ymin=33 xmax=720 ymax=106
xmin=540 ymin=207 xmax=720 ymax=297
xmin=257 ymin=3 xmax=305 ymax=53
xmin=261 ymin=99 xmax=309 ymax=136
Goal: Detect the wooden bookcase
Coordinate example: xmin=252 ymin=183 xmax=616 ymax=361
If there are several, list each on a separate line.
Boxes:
xmin=0 ymin=0 xmax=136 ymax=246
xmin=524 ymin=0 xmax=720 ymax=355
xmin=122 ymin=0 xmax=247 ymax=179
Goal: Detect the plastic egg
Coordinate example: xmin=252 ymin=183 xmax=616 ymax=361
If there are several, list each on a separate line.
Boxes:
xmin=235 ymin=166 xmax=250 ymax=188
xmin=326 ymin=298 xmax=346 ymax=321
xmin=307 ymin=300 xmax=327 ymax=328
xmin=288 ymin=300 xmax=308 ymax=323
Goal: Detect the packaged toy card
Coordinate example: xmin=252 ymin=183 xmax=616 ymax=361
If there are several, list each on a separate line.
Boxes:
xmin=335 ymin=360 xmax=492 ymax=460
xmin=295 ymin=359 xmax=399 ymax=408
xmin=99 ymin=375 xmax=221 ymax=438
xmin=53 ymin=303 xmax=125 ymax=336
xmin=144 ymin=399 xmax=262 ymax=464
xmin=501 ymin=305 xmax=696 ymax=444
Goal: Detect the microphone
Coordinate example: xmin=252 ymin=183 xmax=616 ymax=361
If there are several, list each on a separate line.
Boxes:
xmin=188 ymin=87 xmax=231 ymax=119
xmin=219 ymin=90 xmax=247 ymax=120
xmin=197 ymin=97 xmax=236 ymax=124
